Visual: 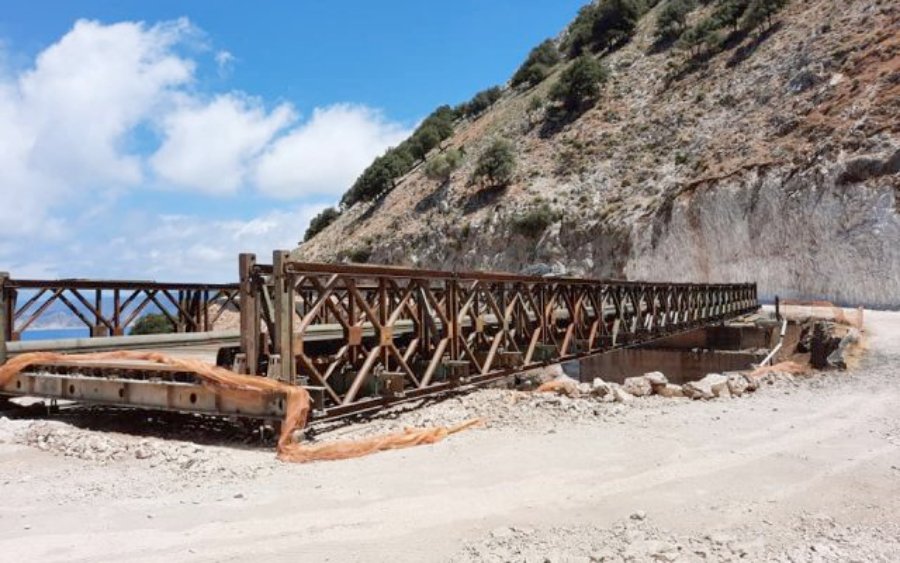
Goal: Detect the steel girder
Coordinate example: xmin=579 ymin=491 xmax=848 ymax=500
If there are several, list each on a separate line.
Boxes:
xmin=239 ymin=253 xmax=758 ymax=418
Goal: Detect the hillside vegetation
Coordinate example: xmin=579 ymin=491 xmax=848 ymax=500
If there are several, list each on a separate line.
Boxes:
xmin=297 ymin=0 xmax=900 ymax=308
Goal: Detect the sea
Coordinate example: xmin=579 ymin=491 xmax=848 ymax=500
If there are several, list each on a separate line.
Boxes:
xmin=20 ymin=328 xmax=90 ymax=341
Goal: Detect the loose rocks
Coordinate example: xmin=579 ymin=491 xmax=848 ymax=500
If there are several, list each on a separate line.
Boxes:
xmin=727 ymin=373 xmax=751 ymax=397
xmin=685 ymin=373 xmax=731 ymax=400
xmin=623 ymin=376 xmax=653 ymax=397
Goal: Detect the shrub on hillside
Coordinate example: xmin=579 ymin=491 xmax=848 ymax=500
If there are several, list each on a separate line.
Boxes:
xmin=511 ymin=39 xmax=562 ymax=88
xmin=711 ymin=0 xmax=751 ymax=31
xmin=424 ymin=148 xmax=464 ymax=183
xmin=304 ymin=207 xmax=340 ymax=242
xmin=473 ymin=139 xmax=516 ymax=187
xmin=130 ymin=313 xmax=174 ymax=335
xmin=741 ymin=0 xmax=788 ymax=32
xmin=340 ymin=105 xmax=458 ymax=207
xmin=346 ymin=246 xmax=371 ymax=264
xmin=510 ymin=203 xmax=560 ymax=239
xmin=550 ymin=55 xmax=609 ymax=113
xmin=655 ymin=0 xmax=697 ymax=42
xmin=458 ymin=86 xmax=503 ymax=119
xmin=678 ymin=17 xmax=721 ymax=56
xmin=564 ymin=0 xmax=644 ymax=56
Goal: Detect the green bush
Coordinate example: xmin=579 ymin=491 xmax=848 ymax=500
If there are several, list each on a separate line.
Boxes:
xmin=130 ymin=313 xmax=174 ymax=335
xmin=303 ymin=207 xmax=340 ymax=241
xmin=340 ymin=105 xmax=458 ymax=207
xmin=347 ymin=246 xmax=371 ymax=263
xmin=424 ymin=148 xmax=464 ymax=183
xmin=564 ymin=0 xmax=643 ymax=56
xmin=473 ymin=139 xmax=516 ymax=187
xmin=550 ymin=55 xmax=609 ymax=113
xmin=511 ymin=39 xmax=561 ymax=88
xmin=457 ymin=86 xmax=503 ymax=119
xmin=678 ymin=17 xmax=720 ymax=56
xmin=741 ymin=0 xmax=788 ymax=32
xmin=655 ymin=0 xmax=696 ymax=42
xmin=510 ymin=203 xmax=560 ymax=238
xmin=712 ymin=0 xmax=751 ymax=31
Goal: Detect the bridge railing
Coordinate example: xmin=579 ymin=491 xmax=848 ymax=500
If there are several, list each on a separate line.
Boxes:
xmin=238 ymin=252 xmax=758 ymax=417
xmin=0 ymin=272 xmax=240 ymax=343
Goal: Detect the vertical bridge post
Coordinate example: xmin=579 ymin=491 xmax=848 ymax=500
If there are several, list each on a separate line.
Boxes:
xmin=238 ymin=253 xmax=260 ymax=375
xmin=0 ymin=272 xmax=8 ymax=365
xmin=272 ymin=250 xmax=296 ymax=383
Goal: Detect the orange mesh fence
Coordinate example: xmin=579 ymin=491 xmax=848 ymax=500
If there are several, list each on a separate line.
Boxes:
xmin=780 ymin=300 xmax=864 ymax=329
xmin=0 ymin=351 xmax=481 ymax=463
xmin=536 ymin=378 xmax=579 ymax=396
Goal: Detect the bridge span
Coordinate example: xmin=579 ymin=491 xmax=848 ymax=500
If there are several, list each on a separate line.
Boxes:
xmin=0 ymin=252 xmax=758 ymax=421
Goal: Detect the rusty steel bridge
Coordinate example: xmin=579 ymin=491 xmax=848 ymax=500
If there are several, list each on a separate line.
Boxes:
xmin=0 ymin=252 xmax=759 ymax=421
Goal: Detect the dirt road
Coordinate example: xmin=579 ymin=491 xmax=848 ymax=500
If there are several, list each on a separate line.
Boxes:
xmin=0 ymin=311 xmax=898 ymax=562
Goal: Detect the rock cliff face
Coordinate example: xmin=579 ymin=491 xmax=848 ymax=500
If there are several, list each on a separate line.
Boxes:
xmin=297 ymin=0 xmax=900 ymax=308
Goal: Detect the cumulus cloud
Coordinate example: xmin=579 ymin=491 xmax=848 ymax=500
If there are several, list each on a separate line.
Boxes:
xmin=0 ymin=18 xmax=414 ymax=279
xmin=110 ymin=206 xmax=325 ymax=281
xmin=0 ymin=18 xmax=195 ymax=234
xmin=254 ymin=104 xmax=412 ymax=199
xmin=151 ymin=94 xmax=295 ymax=194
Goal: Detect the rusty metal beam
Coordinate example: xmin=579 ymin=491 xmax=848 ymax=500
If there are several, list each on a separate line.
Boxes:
xmin=1 ymin=255 xmax=758 ymax=424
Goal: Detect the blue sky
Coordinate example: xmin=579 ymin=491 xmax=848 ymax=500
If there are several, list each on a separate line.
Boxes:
xmin=0 ymin=1 xmax=585 ymax=281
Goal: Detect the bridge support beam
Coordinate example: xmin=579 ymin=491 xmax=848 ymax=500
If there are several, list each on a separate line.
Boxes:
xmin=272 ymin=251 xmax=296 ymax=384
xmin=0 ymin=272 xmax=8 ymax=365
xmin=239 ymin=253 xmax=260 ymax=375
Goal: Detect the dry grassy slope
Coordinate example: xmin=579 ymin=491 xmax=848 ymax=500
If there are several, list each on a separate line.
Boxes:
xmin=297 ymin=0 xmax=900 ymax=307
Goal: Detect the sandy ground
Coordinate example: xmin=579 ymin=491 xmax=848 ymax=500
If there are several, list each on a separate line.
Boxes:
xmin=0 ymin=311 xmax=898 ymax=562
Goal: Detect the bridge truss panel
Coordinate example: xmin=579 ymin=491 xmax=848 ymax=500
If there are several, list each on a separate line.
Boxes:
xmin=242 ymin=253 xmax=758 ymax=418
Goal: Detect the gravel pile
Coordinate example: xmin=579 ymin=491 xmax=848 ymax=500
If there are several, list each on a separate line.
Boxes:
xmin=0 ymin=416 xmax=269 ymax=481
xmin=453 ymin=514 xmax=900 ymax=562
xmin=312 ymin=367 xmax=806 ymax=443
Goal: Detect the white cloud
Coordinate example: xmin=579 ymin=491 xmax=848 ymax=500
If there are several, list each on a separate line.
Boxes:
xmin=254 ymin=104 xmax=412 ymax=199
xmin=151 ymin=94 xmax=295 ymax=194
xmin=101 ymin=206 xmax=326 ymax=281
xmin=0 ymin=18 xmax=415 ymax=280
xmin=214 ymin=50 xmax=235 ymax=76
xmin=0 ymin=18 xmax=195 ymax=235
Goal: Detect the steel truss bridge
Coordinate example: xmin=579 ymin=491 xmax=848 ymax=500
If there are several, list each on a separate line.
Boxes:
xmin=0 ymin=253 xmax=758 ymax=421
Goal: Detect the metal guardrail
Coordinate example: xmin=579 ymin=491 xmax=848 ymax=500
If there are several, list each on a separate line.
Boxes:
xmin=0 ymin=273 xmax=239 ymax=343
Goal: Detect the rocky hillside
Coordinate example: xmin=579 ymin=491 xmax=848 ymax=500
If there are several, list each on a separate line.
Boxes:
xmin=296 ymin=0 xmax=900 ymax=308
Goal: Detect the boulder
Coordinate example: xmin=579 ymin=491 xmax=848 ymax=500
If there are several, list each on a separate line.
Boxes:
xmin=612 ymin=386 xmax=634 ymax=404
xmin=644 ymin=371 xmax=668 ymax=387
xmin=683 ymin=374 xmax=728 ymax=400
xmin=656 ymin=383 xmax=685 ymax=398
xmin=704 ymin=373 xmax=730 ymax=397
xmin=591 ymin=377 xmax=612 ymax=398
xmin=726 ymin=373 xmax=750 ymax=397
xmin=744 ymin=374 xmax=760 ymax=391
xmin=623 ymin=376 xmax=653 ymax=397
xmin=683 ymin=380 xmax=714 ymax=400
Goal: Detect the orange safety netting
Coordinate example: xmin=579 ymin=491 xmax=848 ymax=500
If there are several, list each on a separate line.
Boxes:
xmin=535 ymin=378 xmax=579 ymax=396
xmin=0 ymin=351 xmax=481 ymax=463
